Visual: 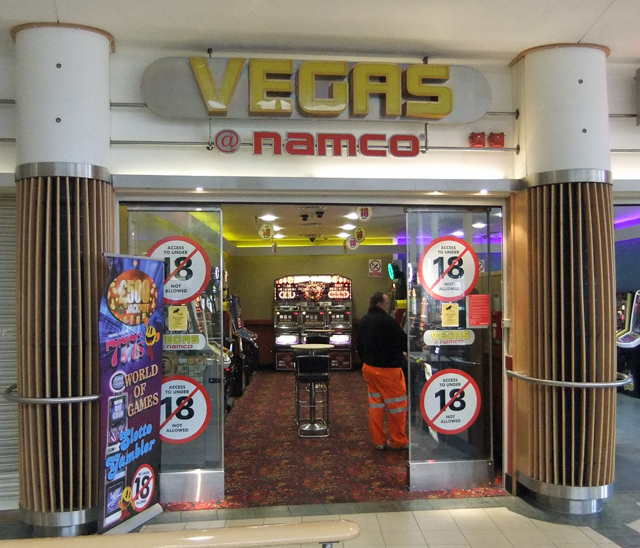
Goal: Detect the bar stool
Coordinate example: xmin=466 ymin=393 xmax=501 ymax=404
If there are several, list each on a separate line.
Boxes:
xmin=295 ymin=354 xmax=330 ymax=437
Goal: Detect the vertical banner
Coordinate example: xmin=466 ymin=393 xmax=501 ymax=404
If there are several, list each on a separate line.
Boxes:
xmin=98 ymin=255 xmax=164 ymax=533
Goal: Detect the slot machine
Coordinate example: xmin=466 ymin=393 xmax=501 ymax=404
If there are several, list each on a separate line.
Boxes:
xmin=274 ymin=275 xmax=353 ymax=371
xmin=300 ymin=301 xmax=329 ymax=342
xmin=617 ymin=290 xmax=640 ymax=397
xmin=327 ymin=303 xmax=352 ymax=369
xmin=274 ymin=278 xmax=302 ymax=370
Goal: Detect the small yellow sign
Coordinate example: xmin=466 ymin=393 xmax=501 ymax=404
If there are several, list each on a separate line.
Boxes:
xmin=168 ymin=306 xmax=188 ymax=331
xmin=441 ymin=303 xmax=459 ymax=327
xmin=258 ymin=223 xmax=273 ymax=240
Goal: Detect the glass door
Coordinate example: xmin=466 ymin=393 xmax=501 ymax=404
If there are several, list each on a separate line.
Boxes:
xmin=406 ymin=207 xmax=503 ymax=491
xmin=126 ymin=206 xmax=225 ymax=503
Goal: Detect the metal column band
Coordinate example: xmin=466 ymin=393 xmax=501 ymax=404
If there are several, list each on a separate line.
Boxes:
xmin=15 ymin=162 xmax=111 ymax=183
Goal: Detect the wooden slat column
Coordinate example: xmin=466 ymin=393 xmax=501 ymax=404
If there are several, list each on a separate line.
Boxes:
xmin=527 ymin=182 xmax=616 ymax=486
xmin=15 ymin=176 xmax=114 ymax=532
xmin=508 ymin=43 xmax=614 ymax=514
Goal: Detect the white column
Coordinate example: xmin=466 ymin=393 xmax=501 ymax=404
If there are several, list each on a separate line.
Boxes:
xmin=14 ymin=24 xmax=112 ymax=171
xmin=512 ymin=45 xmax=611 ymax=184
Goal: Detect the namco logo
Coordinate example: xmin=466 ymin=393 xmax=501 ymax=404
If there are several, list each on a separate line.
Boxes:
xmin=252 ymin=131 xmax=422 ymax=158
xmin=214 ymin=130 xmax=241 ymax=153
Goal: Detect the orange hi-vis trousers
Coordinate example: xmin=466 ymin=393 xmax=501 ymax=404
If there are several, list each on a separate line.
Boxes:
xmin=362 ymin=364 xmax=408 ymax=448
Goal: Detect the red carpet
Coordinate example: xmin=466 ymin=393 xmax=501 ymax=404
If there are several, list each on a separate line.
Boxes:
xmin=164 ymin=370 xmax=507 ymax=511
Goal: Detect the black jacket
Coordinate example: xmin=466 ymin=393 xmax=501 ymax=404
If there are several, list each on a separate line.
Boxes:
xmin=357 ymin=306 xmax=407 ymax=368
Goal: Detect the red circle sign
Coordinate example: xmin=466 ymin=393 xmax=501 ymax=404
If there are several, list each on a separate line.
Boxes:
xmin=418 ymin=236 xmax=479 ymax=302
xmin=420 ymin=369 xmax=481 ymax=435
xmin=131 ymin=464 xmax=155 ymax=512
xmin=160 ymin=376 xmax=212 ymax=444
xmin=147 ymin=236 xmax=211 ymax=305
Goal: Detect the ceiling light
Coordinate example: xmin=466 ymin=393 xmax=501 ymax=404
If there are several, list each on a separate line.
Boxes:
xmin=273 ymin=233 xmax=284 ymax=239
xmin=479 ymin=189 xmax=488 ymax=195
xmin=494 ymin=211 xmax=503 ymax=217
xmin=452 ymin=231 xmax=464 ymax=237
xmin=337 ymin=232 xmax=351 ymax=238
xmin=195 ymin=187 xmax=204 ymax=192
xmin=260 ymin=214 xmax=277 ymax=221
xmin=429 ymin=191 xmax=443 ymax=195
xmin=273 ymin=225 xmax=282 ymax=231
xmin=472 ymin=222 xmax=487 ymax=228
xmin=196 ymin=208 xmax=202 ymax=211
xmin=345 ymin=213 xmax=359 ymax=220
xmin=340 ymin=224 xmax=356 ymax=230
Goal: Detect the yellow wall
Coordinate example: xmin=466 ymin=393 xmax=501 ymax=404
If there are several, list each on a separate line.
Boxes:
xmin=226 ymin=252 xmax=395 ymax=320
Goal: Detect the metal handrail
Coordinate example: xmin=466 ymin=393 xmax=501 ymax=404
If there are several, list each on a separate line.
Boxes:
xmin=0 ymin=520 xmax=360 ymax=547
xmin=506 ymin=370 xmax=632 ymax=389
xmin=2 ymin=383 xmax=100 ymax=404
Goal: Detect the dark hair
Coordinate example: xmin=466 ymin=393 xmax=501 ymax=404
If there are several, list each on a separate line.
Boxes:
xmin=369 ymin=292 xmax=386 ymax=309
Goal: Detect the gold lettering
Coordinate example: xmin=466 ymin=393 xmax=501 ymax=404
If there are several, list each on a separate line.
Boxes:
xmin=404 ymin=65 xmax=452 ymax=120
xmin=190 ymin=57 xmax=245 ymax=114
xmin=351 ymin=63 xmax=402 ymax=117
xmin=297 ymin=61 xmax=348 ymax=116
xmin=249 ymin=59 xmax=293 ymax=114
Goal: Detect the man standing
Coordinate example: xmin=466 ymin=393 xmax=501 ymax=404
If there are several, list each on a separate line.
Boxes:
xmin=357 ymin=292 xmax=409 ymax=450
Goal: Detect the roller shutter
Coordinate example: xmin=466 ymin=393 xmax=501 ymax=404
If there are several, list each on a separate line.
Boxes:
xmin=0 ymin=194 xmax=18 ymax=510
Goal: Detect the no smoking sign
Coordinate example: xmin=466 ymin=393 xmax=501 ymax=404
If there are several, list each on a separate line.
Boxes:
xmin=147 ymin=236 xmax=211 ymax=305
xmin=420 ymin=369 xmax=481 ymax=435
xmin=418 ymin=236 xmax=479 ymax=302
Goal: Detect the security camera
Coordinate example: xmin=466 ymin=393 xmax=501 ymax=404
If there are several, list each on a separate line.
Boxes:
xmin=316 ymin=211 xmax=324 ymax=219
xmin=309 ymin=237 xmax=316 ymax=243
xmin=206 ymin=143 xmax=214 ymax=151
xmin=301 ymin=214 xmax=309 ymax=221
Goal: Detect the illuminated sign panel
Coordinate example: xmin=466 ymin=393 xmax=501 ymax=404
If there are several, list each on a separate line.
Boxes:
xmin=141 ymin=57 xmax=491 ymax=123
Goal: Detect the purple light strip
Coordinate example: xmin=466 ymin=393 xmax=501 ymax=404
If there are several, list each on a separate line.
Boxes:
xmin=615 ymin=216 xmax=640 ymax=230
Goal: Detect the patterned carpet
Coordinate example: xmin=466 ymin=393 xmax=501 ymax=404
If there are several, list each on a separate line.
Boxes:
xmin=164 ymin=369 xmax=507 ymax=511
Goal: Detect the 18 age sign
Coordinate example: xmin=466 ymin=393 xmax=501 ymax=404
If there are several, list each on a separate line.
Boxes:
xmin=418 ymin=236 xmax=479 ymax=302
xmin=420 ymin=369 xmax=481 ymax=435
xmin=160 ymin=376 xmax=211 ymax=444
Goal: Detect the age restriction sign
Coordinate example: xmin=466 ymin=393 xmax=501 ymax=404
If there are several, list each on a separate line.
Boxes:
xmin=131 ymin=464 xmax=155 ymax=512
xmin=418 ymin=236 xmax=479 ymax=302
xmin=147 ymin=236 xmax=211 ymax=305
xmin=420 ymin=369 xmax=481 ymax=435
xmin=160 ymin=376 xmax=212 ymax=445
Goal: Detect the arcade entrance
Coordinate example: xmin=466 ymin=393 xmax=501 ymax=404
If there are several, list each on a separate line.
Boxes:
xmin=120 ymin=202 xmax=505 ymax=506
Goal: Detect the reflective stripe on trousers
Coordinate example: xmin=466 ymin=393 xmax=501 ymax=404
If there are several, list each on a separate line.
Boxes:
xmin=362 ymin=364 xmax=409 ymax=448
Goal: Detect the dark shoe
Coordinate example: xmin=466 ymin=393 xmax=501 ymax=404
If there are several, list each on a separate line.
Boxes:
xmin=375 ymin=443 xmax=387 ymax=450
xmin=386 ymin=440 xmax=409 ymax=450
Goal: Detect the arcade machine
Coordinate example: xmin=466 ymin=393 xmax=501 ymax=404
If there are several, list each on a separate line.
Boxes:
xmin=228 ymin=294 xmax=259 ymax=389
xmin=617 ymin=290 xmax=640 ymax=397
xmin=274 ymin=278 xmax=301 ymax=370
xmin=274 ymin=275 xmax=353 ymax=371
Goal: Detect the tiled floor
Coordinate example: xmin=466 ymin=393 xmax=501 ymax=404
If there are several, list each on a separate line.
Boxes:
xmin=3 ymin=494 xmax=640 ymax=546
xmin=132 ymin=494 xmax=640 ymax=548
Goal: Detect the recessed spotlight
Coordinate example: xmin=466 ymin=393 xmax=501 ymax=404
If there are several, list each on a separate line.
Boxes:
xmin=195 ymin=187 xmax=204 ymax=192
xmin=429 ymin=191 xmax=443 ymax=195
xmin=472 ymin=222 xmax=487 ymax=228
xmin=340 ymin=224 xmax=356 ymax=230
xmin=196 ymin=208 xmax=202 ymax=211
xmin=260 ymin=214 xmax=277 ymax=221
xmin=345 ymin=213 xmax=359 ymax=220
xmin=452 ymin=231 xmax=464 ymax=237
xmin=273 ymin=225 xmax=282 ymax=231
xmin=479 ymin=189 xmax=488 ymax=195
xmin=494 ymin=211 xmax=503 ymax=217
xmin=337 ymin=232 xmax=351 ymax=238
xmin=273 ymin=233 xmax=284 ymax=239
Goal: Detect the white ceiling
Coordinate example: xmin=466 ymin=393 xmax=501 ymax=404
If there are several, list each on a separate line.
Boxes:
xmin=1 ymin=0 xmax=640 ymax=63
